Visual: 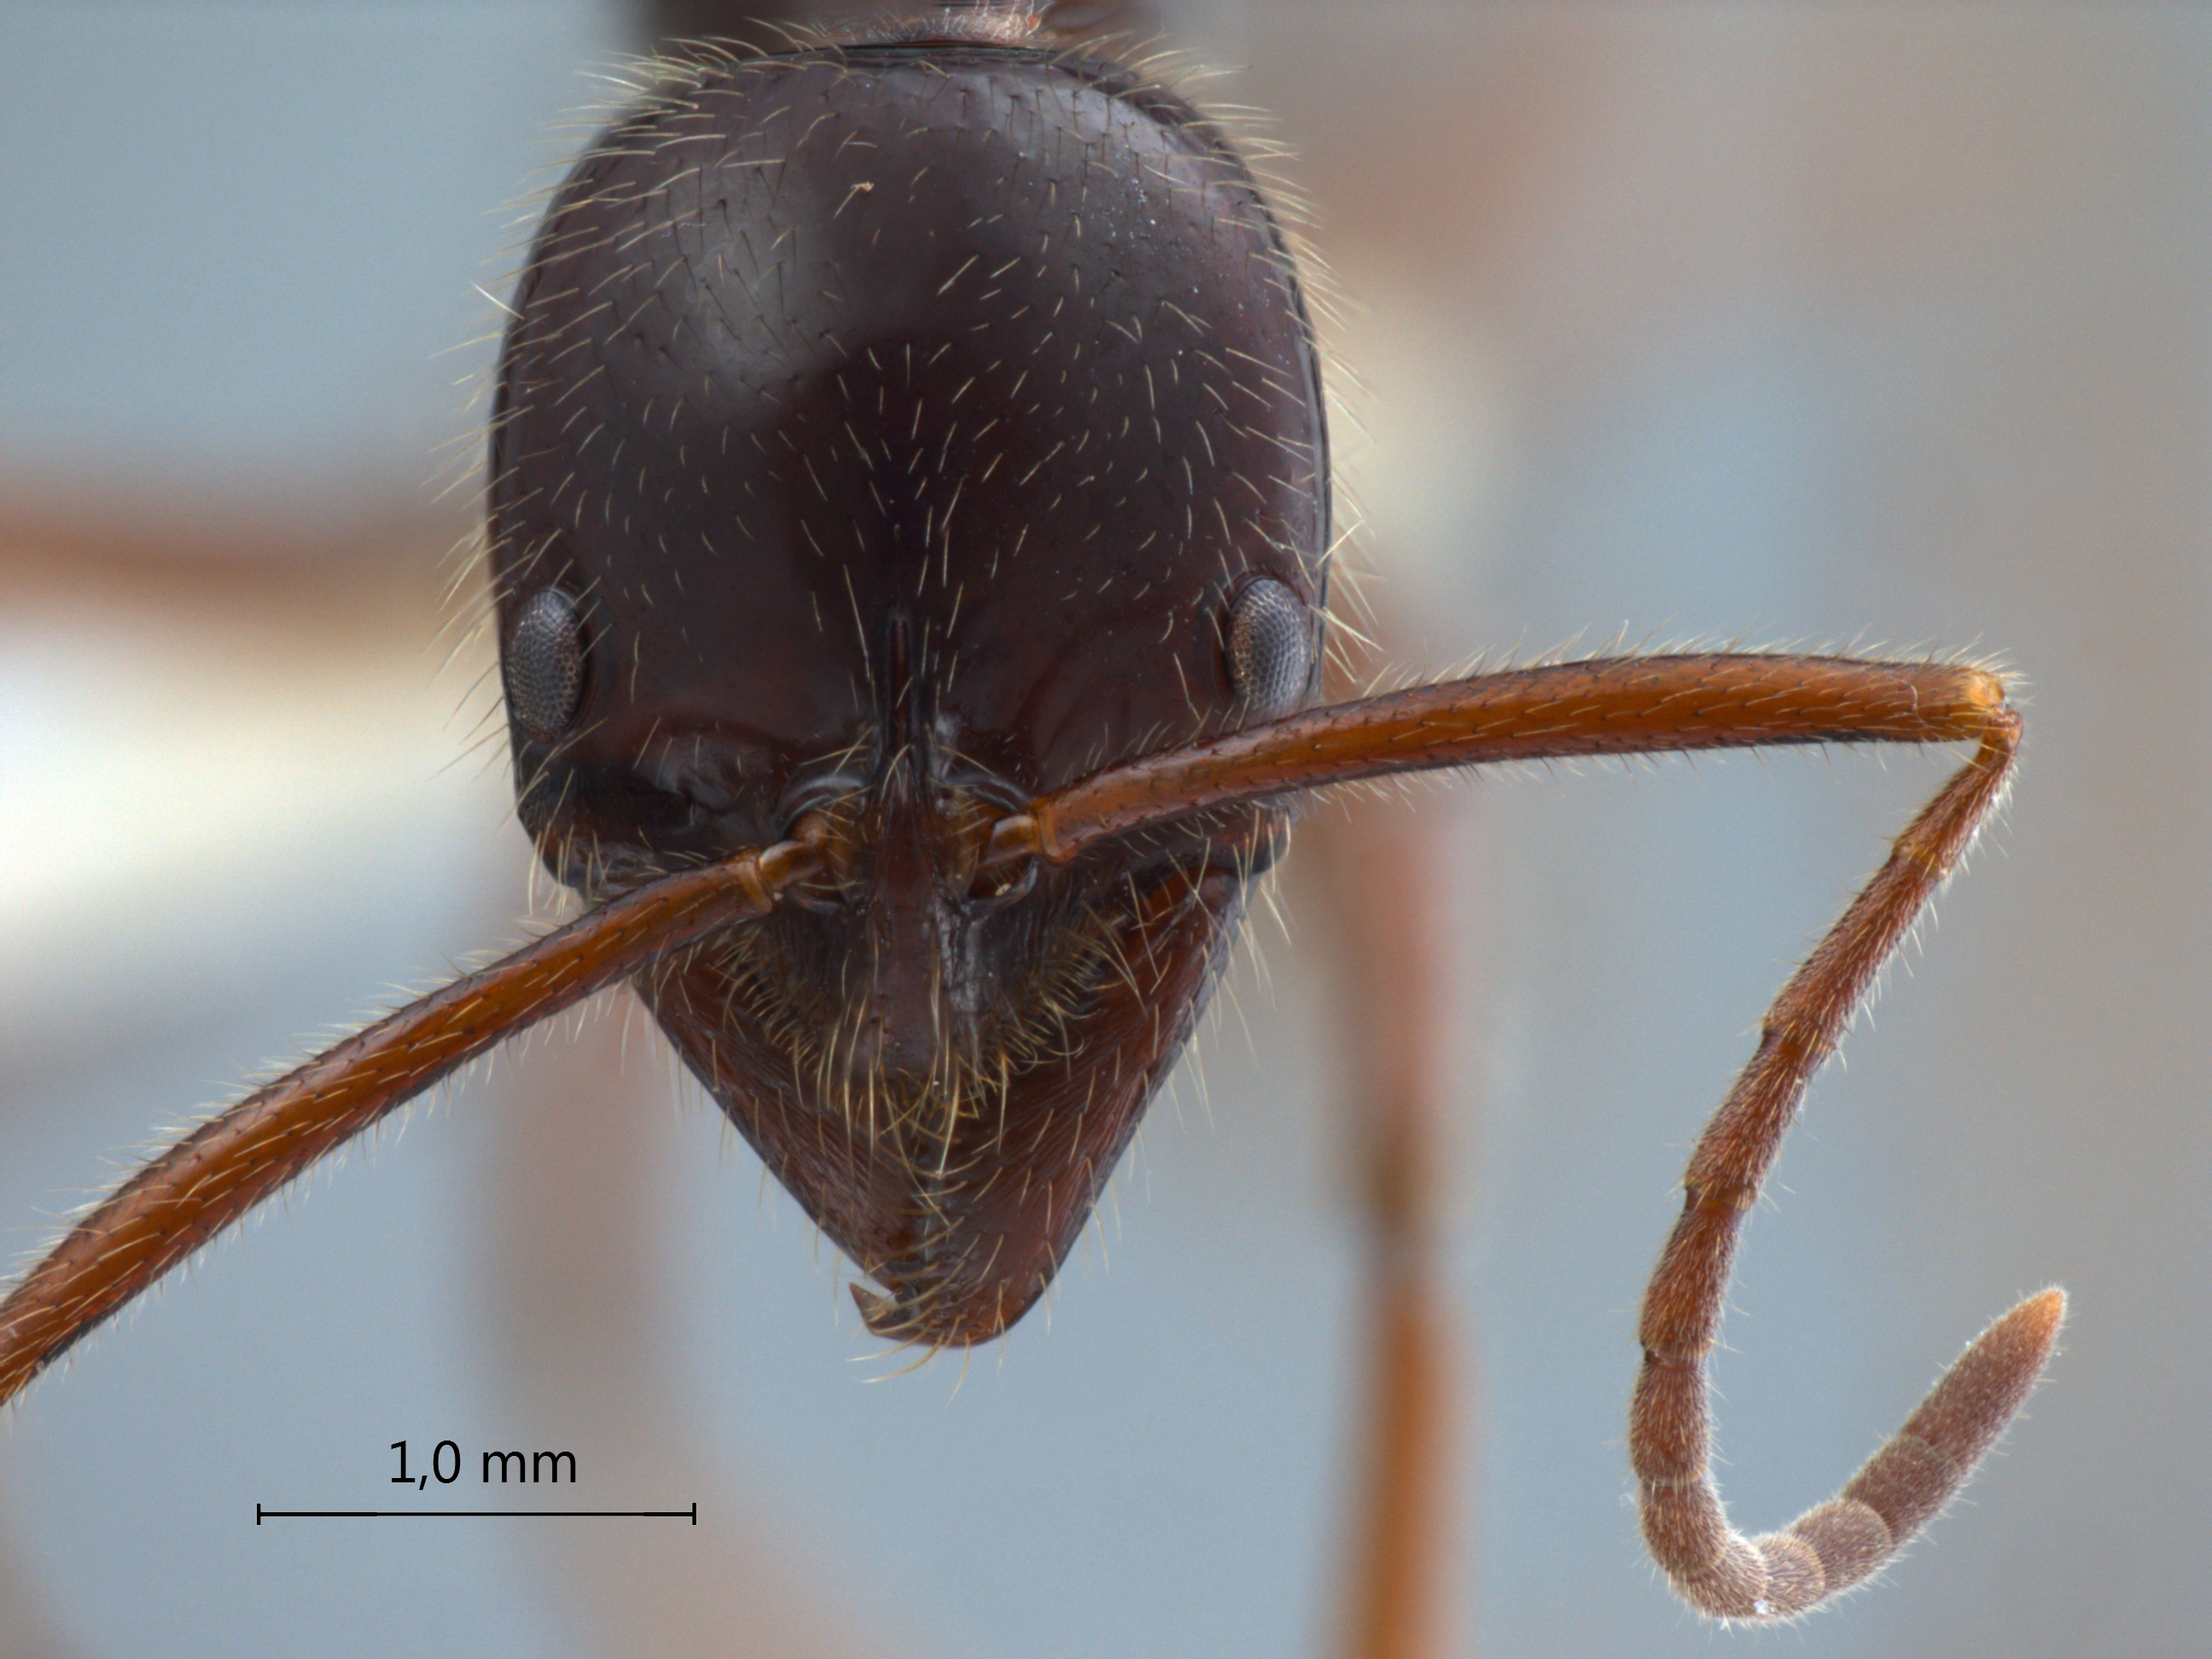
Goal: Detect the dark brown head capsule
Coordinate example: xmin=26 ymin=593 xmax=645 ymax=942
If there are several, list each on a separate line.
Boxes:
xmin=488 ymin=31 xmax=1327 ymax=1344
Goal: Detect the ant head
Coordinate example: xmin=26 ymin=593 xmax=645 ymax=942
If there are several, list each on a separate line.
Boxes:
xmin=486 ymin=37 xmax=1326 ymax=1343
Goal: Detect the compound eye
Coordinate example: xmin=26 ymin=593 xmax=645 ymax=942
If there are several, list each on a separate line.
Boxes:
xmin=1224 ymin=577 xmax=1313 ymax=722
xmin=504 ymin=587 xmax=588 ymax=743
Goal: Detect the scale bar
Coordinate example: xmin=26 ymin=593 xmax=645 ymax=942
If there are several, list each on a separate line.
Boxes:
xmin=258 ymin=1503 xmax=696 ymax=1524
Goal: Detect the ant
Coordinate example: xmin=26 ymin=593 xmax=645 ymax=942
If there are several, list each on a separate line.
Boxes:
xmin=1 ymin=4 xmax=2066 ymax=1649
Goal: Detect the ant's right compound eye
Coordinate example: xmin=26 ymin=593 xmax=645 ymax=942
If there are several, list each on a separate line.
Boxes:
xmin=504 ymin=587 xmax=588 ymax=743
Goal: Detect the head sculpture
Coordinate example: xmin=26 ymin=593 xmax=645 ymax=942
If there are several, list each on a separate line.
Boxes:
xmin=489 ymin=31 xmax=1329 ymax=1343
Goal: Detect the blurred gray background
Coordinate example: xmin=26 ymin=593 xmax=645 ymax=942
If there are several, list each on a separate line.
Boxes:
xmin=2 ymin=3 xmax=2204 ymax=1656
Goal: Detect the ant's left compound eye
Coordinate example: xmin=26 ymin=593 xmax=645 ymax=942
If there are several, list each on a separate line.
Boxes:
xmin=504 ymin=587 xmax=587 ymax=743
xmin=1225 ymin=577 xmax=1313 ymax=722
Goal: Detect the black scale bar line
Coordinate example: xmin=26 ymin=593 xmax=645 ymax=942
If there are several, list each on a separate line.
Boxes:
xmin=257 ymin=1503 xmax=697 ymax=1524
